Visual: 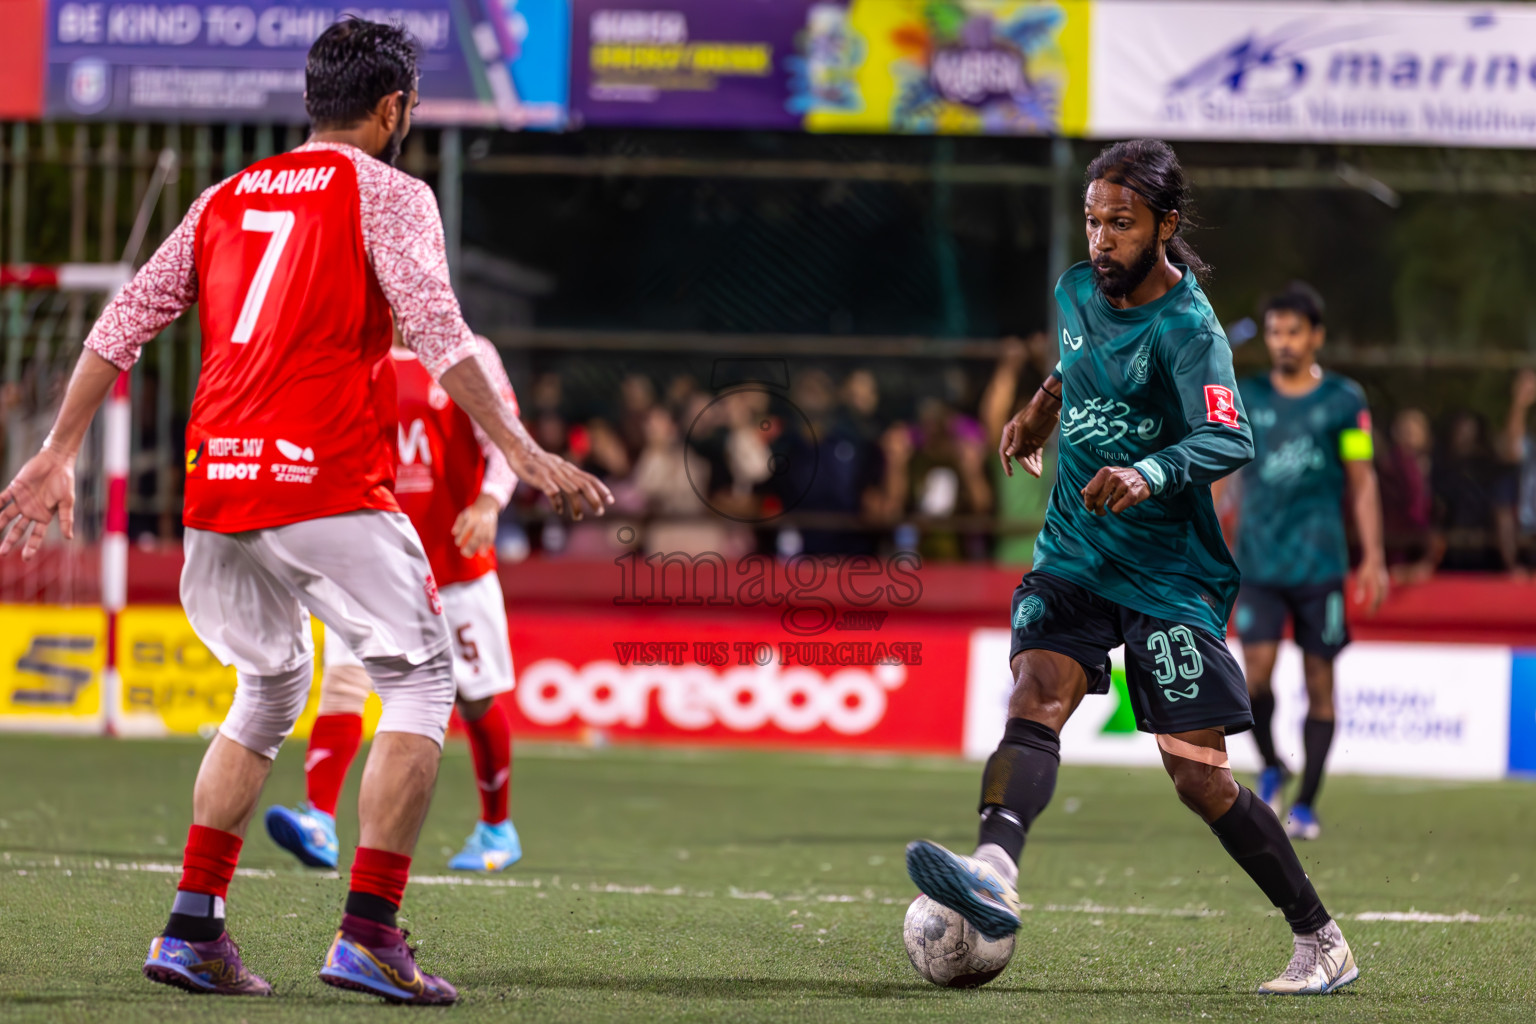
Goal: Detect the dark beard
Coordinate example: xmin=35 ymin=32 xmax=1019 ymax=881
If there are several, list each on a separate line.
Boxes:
xmin=380 ymin=123 xmax=406 ymax=166
xmin=1091 ymin=240 xmax=1161 ymax=299
xmin=379 ymin=95 xmax=409 ymax=166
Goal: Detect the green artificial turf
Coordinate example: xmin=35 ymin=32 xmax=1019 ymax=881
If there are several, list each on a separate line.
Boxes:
xmin=0 ymin=735 xmax=1531 ymax=1023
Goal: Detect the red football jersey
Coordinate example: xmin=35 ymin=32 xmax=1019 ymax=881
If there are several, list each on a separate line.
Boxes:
xmin=88 ymin=141 xmax=484 ymax=534
xmin=183 ymin=149 xmax=397 ymax=531
xmin=391 ymin=342 xmax=518 ymax=586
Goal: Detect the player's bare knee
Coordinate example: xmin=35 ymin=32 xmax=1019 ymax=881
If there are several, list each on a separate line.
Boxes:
xmin=218 ymin=662 xmax=315 ymax=760
xmin=1007 ymin=661 xmax=1081 ymax=729
xmin=1009 ymin=691 xmax=1070 ymax=730
xmin=1169 ymin=762 xmax=1239 ymax=822
xmin=1302 ymin=654 xmax=1336 ymax=715
xmin=369 ymin=648 xmax=455 ymax=747
xmin=318 ymin=665 xmax=371 ymax=716
xmin=1246 ymin=676 xmax=1275 ymax=698
xmin=1243 ymin=645 xmax=1279 ymax=694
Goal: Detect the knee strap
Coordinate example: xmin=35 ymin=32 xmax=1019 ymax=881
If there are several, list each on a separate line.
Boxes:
xmin=218 ymin=662 xmax=315 ymax=760
xmin=368 ymin=649 xmax=455 ymax=747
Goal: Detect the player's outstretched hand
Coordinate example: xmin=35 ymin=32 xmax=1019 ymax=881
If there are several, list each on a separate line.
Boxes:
xmin=452 ymin=494 xmax=501 ymax=558
xmin=514 ymin=449 xmax=614 ymax=521
xmin=999 ymin=400 xmax=1059 ymax=479
xmin=0 ymin=448 xmax=76 ymax=560
xmin=1081 ymin=466 xmax=1150 ymax=516
xmin=1354 ymin=556 xmax=1389 ymax=614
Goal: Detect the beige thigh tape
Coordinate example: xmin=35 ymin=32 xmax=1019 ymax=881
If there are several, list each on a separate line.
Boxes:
xmin=317 ymin=665 xmax=372 ymax=716
xmin=1155 ymin=732 xmax=1231 ymax=769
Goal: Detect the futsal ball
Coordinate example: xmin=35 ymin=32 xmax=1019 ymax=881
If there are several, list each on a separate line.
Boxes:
xmin=902 ymin=894 xmax=1015 ymax=988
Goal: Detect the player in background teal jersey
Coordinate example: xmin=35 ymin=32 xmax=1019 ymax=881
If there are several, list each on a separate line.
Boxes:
xmin=1213 ymin=285 xmax=1387 ymax=841
xmin=906 ymin=141 xmax=1356 ymax=996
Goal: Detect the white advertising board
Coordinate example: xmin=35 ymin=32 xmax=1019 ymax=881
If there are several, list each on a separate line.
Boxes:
xmin=1090 ymin=1 xmax=1536 ymax=147
xmin=965 ymin=629 xmax=1512 ymax=780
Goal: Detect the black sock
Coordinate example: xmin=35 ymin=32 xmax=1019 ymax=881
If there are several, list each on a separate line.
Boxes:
xmin=1295 ymin=718 xmax=1336 ymax=807
xmin=976 ymin=717 xmax=1061 ymax=862
xmin=1250 ymin=692 xmax=1281 ymax=769
xmin=164 ymin=890 xmax=225 ymax=943
xmin=344 ymin=890 xmax=399 ymax=929
xmin=1210 ymin=787 xmax=1330 ymax=934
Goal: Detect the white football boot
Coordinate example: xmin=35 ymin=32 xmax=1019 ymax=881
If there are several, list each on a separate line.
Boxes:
xmin=1257 ymin=918 xmax=1358 ymax=995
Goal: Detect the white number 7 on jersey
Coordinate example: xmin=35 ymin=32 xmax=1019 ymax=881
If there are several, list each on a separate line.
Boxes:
xmin=231 ymin=209 xmax=296 ymax=345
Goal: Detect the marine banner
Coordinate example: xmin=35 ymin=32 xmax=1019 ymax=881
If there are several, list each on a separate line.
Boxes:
xmin=44 ymin=0 xmax=570 ymax=127
xmin=0 ymin=605 xmax=106 ymax=733
xmin=801 ymin=0 xmax=1091 ymax=136
xmin=570 ymin=0 xmax=806 ymax=129
xmin=1089 ymin=0 xmax=1536 ymax=147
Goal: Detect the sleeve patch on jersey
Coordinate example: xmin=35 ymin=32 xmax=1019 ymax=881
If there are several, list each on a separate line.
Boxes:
xmin=1204 ymin=385 xmax=1241 ymax=428
xmin=1356 ymin=408 xmax=1373 ymax=433
xmin=1340 ymin=428 xmax=1374 ymax=462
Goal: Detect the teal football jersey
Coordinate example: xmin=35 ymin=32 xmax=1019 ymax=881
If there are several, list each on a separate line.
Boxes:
xmin=1031 ymin=263 xmax=1254 ymax=637
xmin=1235 ymin=373 xmax=1371 ymax=586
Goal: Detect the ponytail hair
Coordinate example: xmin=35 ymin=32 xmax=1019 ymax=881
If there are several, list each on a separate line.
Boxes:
xmin=1085 ymin=139 xmax=1210 ymax=282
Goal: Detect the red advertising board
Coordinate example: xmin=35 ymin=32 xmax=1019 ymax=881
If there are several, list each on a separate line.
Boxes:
xmin=0 ymin=0 xmax=45 ymax=120
xmin=499 ymin=609 xmax=970 ymax=755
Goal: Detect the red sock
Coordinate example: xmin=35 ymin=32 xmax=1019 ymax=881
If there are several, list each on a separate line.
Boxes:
xmin=179 ymin=824 xmax=242 ymax=899
xmin=305 ymin=713 xmax=363 ymax=816
xmin=349 ymin=847 xmax=412 ymax=909
xmin=464 ymin=703 xmax=512 ymax=825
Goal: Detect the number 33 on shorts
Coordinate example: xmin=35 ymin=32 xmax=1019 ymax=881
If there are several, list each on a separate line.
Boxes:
xmin=1142 ymin=626 xmax=1204 ymax=702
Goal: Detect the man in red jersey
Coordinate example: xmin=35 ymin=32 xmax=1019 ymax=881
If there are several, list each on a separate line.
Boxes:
xmin=266 ymin=332 xmax=526 ymax=873
xmin=0 ymin=19 xmax=609 ymax=1005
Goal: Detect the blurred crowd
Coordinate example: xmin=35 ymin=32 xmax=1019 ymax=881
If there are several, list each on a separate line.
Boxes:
xmin=505 ymin=348 xmax=1536 ymax=581
xmin=503 ymin=336 xmax=1059 ymax=565
xmin=1378 ymin=368 xmax=1536 ymax=582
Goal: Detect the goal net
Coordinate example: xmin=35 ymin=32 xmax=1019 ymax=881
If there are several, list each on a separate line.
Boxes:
xmin=0 ymin=263 xmax=132 ymax=607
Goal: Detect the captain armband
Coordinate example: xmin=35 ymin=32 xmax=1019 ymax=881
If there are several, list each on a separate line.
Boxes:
xmin=1339 ymin=428 xmax=1374 ymax=462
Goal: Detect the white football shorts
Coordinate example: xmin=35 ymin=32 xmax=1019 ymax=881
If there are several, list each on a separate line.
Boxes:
xmin=323 ymin=569 xmax=514 ymax=702
xmin=181 ymin=509 xmax=455 ymax=750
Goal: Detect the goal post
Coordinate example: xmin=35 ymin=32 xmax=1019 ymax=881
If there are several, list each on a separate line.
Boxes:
xmin=1 ymin=262 xmax=132 ymax=735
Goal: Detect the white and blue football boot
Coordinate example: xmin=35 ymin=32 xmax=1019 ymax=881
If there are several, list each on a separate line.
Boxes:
xmin=447 ymin=820 xmax=522 ymax=872
xmin=264 ymin=802 xmax=340 ymax=869
xmin=1258 ymin=919 xmax=1358 ymax=995
xmin=1285 ymin=804 xmax=1322 ymax=841
xmin=905 ymin=839 xmax=1021 ymax=940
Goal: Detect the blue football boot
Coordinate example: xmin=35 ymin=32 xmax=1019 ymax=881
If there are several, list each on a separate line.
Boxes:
xmin=447 ymin=820 xmax=522 ymax=872
xmin=905 ymin=839 xmax=1021 ymax=940
xmin=264 ymin=802 xmax=339 ymax=869
xmin=1257 ymin=765 xmax=1288 ymax=819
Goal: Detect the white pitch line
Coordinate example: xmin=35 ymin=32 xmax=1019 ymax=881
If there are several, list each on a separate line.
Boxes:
xmin=1353 ymin=910 xmax=1485 ymax=923
xmin=2 ymin=855 xmax=1507 ymax=924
